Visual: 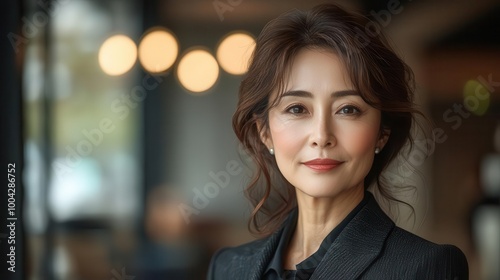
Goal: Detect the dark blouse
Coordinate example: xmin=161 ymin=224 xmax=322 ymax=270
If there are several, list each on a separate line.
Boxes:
xmin=264 ymin=193 xmax=369 ymax=280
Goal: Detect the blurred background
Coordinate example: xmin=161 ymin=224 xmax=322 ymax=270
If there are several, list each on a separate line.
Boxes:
xmin=1 ymin=0 xmax=499 ymax=279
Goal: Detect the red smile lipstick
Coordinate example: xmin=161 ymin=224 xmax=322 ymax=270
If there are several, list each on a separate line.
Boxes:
xmin=303 ymin=158 xmax=343 ymax=172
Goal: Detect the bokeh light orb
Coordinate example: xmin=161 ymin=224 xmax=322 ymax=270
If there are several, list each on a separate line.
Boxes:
xmin=139 ymin=28 xmax=179 ymax=73
xmin=463 ymin=79 xmax=490 ymax=116
xmin=216 ymin=32 xmax=255 ymax=75
xmin=98 ymin=35 xmax=137 ymax=76
xmin=177 ymin=49 xmax=219 ymax=93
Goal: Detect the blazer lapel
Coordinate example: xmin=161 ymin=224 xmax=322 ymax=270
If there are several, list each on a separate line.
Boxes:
xmin=311 ymin=194 xmax=395 ymax=280
xmin=231 ymin=211 xmax=296 ymax=280
xmin=244 ymin=232 xmax=280 ymax=280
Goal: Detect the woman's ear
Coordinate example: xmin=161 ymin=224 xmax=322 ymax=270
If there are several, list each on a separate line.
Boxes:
xmin=256 ymin=120 xmax=273 ymax=150
xmin=377 ymin=128 xmax=391 ymax=150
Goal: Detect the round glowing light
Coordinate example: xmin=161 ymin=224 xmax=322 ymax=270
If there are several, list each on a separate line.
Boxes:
xmin=216 ymin=32 xmax=255 ymax=75
xmin=177 ymin=49 xmax=219 ymax=93
xmin=98 ymin=35 xmax=137 ymax=76
xmin=463 ymin=79 xmax=490 ymax=116
xmin=138 ymin=29 xmax=179 ymax=73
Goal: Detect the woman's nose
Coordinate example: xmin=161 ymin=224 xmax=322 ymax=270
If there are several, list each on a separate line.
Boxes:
xmin=310 ymin=113 xmax=335 ymax=148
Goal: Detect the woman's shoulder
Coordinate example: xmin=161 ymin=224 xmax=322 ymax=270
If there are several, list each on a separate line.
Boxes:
xmin=213 ymin=237 xmax=269 ymax=260
xmin=378 ymin=225 xmax=469 ymax=278
xmin=207 ymin=236 xmax=274 ymax=279
xmin=388 ymin=226 xmax=466 ymax=256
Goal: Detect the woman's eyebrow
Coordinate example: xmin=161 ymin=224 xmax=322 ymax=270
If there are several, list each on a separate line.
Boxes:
xmin=281 ymin=90 xmax=313 ymax=98
xmin=332 ymin=90 xmax=359 ymax=98
xmin=281 ymin=89 xmax=359 ymax=98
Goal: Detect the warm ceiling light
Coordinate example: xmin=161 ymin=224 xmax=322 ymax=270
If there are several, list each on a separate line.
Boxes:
xmin=177 ymin=49 xmax=219 ymax=93
xmin=98 ymin=35 xmax=137 ymax=76
xmin=138 ymin=28 xmax=179 ymax=73
xmin=216 ymin=32 xmax=255 ymax=75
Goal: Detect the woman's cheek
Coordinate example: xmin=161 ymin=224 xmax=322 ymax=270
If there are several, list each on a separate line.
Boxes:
xmin=269 ymin=116 xmax=309 ymax=155
xmin=338 ymin=122 xmax=379 ymax=155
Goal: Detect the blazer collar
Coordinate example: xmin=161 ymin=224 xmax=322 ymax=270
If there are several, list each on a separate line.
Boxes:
xmin=240 ymin=192 xmax=395 ymax=280
xmin=311 ymin=192 xmax=395 ymax=279
xmin=242 ymin=210 xmax=299 ymax=280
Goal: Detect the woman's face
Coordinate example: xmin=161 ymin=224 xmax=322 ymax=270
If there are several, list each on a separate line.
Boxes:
xmin=261 ymin=48 xmax=389 ymax=199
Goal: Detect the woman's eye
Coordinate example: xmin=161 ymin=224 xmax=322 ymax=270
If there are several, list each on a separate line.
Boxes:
xmin=337 ymin=105 xmax=360 ymax=115
xmin=286 ymin=105 xmax=306 ymax=115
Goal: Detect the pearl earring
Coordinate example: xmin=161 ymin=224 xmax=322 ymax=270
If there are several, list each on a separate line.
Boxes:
xmin=375 ymin=147 xmax=381 ymax=154
xmin=269 ymin=148 xmax=274 ymax=155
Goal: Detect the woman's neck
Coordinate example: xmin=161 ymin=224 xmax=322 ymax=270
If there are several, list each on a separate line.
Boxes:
xmin=284 ymin=186 xmax=364 ymax=269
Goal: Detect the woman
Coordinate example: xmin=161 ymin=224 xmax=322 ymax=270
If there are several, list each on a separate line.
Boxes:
xmin=208 ymin=4 xmax=468 ymax=280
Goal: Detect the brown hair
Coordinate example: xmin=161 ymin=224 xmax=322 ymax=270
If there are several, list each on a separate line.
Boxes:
xmin=233 ymin=4 xmax=422 ymax=236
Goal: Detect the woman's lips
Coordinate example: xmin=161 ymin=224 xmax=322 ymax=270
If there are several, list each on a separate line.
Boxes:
xmin=302 ymin=158 xmax=344 ymax=171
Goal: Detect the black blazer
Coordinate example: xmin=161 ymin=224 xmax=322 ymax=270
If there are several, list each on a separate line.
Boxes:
xmin=207 ymin=193 xmax=468 ymax=279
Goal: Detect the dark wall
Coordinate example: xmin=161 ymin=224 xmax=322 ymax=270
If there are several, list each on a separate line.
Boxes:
xmin=0 ymin=1 xmax=24 ymax=279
